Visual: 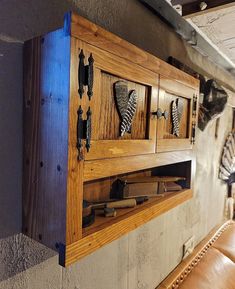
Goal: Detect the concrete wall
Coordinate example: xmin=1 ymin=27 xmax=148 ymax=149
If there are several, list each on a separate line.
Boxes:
xmin=0 ymin=0 xmax=233 ymax=288
xmin=0 ymin=40 xmax=22 ymax=238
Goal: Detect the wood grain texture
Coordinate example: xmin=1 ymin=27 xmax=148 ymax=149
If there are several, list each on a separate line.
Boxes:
xmin=157 ymin=76 xmax=199 ymax=152
xmin=61 ymin=189 xmax=193 ymax=266
xmin=159 ymin=77 xmax=196 ymax=99
xmin=23 ymin=28 xmax=70 ymax=249
xmin=83 ymin=160 xmax=192 ymax=236
xmin=70 ymin=13 xmax=199 ymax=90
xmin=159 ymin=92 xmax=189 ymax=139
xmin=66 ymin=37 xmax=84 ymax=244
xmin=93 ymin=73 xmax=148 ymax=140
xmin=71 ymin=38 xmax=158 ymax=160
xmin=23 ymin=13 xmax=199 ymax=266
xmin=84 ymin=150 xmax=194 ymax=181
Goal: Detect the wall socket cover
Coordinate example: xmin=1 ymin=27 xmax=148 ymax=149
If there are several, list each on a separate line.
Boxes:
xmin=183 ymin=236 xmax=195 ymax=259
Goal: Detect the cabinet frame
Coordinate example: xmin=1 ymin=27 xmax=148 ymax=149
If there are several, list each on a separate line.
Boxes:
xmin=71 ymin=38 xmax=159 ymax=161
xmin=23 ymin=12 xmax=199 ymax=267
xmin=156 ymin=76 xmax=199 ymax=152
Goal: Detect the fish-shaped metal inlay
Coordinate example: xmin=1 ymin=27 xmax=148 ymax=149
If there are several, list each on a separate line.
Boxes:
xmin=171 ymin=98 xmax=183 ymax=137
xmin=114 ymin=81 xmax=138 ymax=137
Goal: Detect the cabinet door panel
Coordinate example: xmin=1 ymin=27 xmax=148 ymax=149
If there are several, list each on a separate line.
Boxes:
xmin=71 ymin=38 xmax=158 ymax=160
xmin=92 ymin=73 xmax=148 ymax=141
xmin=157 ymin=76 xmax=198 ymax=152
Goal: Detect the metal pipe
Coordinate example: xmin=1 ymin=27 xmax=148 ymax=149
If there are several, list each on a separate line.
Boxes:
xmin=140 ymin=0 xmax=235 ymax=75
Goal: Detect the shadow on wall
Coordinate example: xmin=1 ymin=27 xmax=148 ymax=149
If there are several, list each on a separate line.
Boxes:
xmin=0 ymin=234 xmax=57 ymax=282
xmin=0 ymin=41 xmax=55 ymax=282
xmin=0 ymin=40 xmax=22 ymax=239
xmin=0 ymin=39 xmax=58 ymax=284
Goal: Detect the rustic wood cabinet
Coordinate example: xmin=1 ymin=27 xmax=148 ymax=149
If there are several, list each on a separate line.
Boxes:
xmin=73 ymin=38 xmax=158 ymax=161
xmin=23 ymin=12 xmax=199 ymax=267
xmin=157 ymin=76 xmax=198 ymax=152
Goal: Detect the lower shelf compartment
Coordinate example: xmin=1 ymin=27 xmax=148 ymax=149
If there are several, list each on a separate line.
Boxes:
xmin=61 ymin=188 xmax=192 ymax=267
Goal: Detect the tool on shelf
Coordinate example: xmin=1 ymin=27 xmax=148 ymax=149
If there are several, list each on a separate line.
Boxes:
xmin=82 ymin=198 xmax=138 ymax=228
xmin=104 ymin=208 xmax=117 ymax=218
xmin=111 ymin=176 xmax=186 ymax=199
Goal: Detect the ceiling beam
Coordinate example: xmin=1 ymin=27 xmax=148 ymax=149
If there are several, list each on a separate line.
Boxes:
xmin=182 ymin=0 xmax=235 ymax=18
xmin=140 ymin=0 xmax=235 ymax=90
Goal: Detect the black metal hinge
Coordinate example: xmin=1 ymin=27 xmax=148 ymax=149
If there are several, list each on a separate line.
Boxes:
xmin=192 ymin=94 xmax=197 ymax=118
xmin=78 ymin=49 xmax=94 ymax=100
xmin=76 ymin=106 xmax=92 ymax=160
xmin=191 ymin=121 xmax=196 ymax=144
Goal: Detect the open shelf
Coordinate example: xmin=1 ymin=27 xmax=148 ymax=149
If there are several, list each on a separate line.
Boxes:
xmin=61 ymin=160 xmax=194 ymax=268
xmin=82 ymin=161 xmax=192 ymax=236
xmin=83 ymin=189 xmax=191 ymax=237
xmin=63 ymin=188 xmax=192 ymax=266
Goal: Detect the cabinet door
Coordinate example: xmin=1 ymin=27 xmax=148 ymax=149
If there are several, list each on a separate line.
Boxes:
xmin=71 ymin=38 xmax=158 ymax=161
xmin=156 ymin=76 xmax=198 ymax=152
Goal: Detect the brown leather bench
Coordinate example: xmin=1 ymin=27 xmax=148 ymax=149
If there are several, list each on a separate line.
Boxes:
xmin=157 ymin=220 xmax=235 ymax=289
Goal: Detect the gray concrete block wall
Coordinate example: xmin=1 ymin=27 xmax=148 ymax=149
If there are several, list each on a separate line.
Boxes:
xmin=0 ymin=0 xmax=233 ymax=288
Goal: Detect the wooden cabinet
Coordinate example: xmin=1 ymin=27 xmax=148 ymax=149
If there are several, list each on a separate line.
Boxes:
xmin=23 ymin=12 xmax=199 ymax=267
xmin=156 ymin=76 xmax=198 ymax=152
xmin=71 ymin=38 xmax=158 ymax=160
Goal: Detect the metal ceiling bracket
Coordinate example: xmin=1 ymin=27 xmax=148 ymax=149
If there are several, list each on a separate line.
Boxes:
xmin=140 ymin=0 xmax=235 ymax=76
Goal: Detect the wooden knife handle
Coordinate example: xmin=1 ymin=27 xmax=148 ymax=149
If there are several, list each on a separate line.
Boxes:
xmin=106 ymin=199 xmax=137 ymax=209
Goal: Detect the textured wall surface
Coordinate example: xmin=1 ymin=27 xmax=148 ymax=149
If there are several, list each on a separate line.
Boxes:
xmin=0 ymin=40 xmax=22 ymax=238
xmin=0 ymin=0 xmax=233 ymax=288
xmin=191 ymin=6 xmax=235 ymax=64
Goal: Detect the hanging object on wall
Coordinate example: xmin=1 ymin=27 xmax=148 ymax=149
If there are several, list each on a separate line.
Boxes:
xmin=114 ymin=81 xmax=138 ymax=137
xmin=171 ymin=98 xmax=183 ymax=137
xmin=219 ymin=132 xmax=235 ymax=181
xmin=198 ymin=79 xmax=228 ymax=131
xmin=219 ymin=131 xmax=235 ymax=219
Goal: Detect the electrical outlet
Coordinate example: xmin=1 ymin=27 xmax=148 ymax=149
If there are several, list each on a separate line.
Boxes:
xmin=183 ymin=236 xmax=195 ymax=259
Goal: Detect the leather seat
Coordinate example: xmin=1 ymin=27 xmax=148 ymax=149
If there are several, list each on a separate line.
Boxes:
xmin=179 ymin=247 xmax=235 ymax=289
xmin=156 ymin=222 xmax=235 ymax=289
xmin=212 ymin=223 xmax=235 ymax=263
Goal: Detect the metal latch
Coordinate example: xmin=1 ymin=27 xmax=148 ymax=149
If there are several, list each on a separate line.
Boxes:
xmin=77 ymin=106 xmax=92 ymax=160
xmin=152 ymin=108 xmax=169 ymax=119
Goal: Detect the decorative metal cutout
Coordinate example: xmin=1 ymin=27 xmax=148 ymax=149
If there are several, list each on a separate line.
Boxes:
xmin=78 ymin=49 xmax=94 ymax=100
xmin=76 ymin=106 xmax=92 ymax=160
xmin=114 ymin=81 xmax=138 ymax=137
xmin=171 ymin=98 xmax=183 ymax=137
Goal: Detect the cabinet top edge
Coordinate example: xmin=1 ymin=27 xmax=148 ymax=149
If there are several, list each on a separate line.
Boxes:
xmin=65 ymin=12 xmax=199 ymax=90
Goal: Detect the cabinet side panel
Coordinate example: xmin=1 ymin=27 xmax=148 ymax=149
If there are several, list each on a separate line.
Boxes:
xmin=23 ymin=29 xmax=70 ymax=249
xmin=65 ymin=37 xmax=84 ymax=244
